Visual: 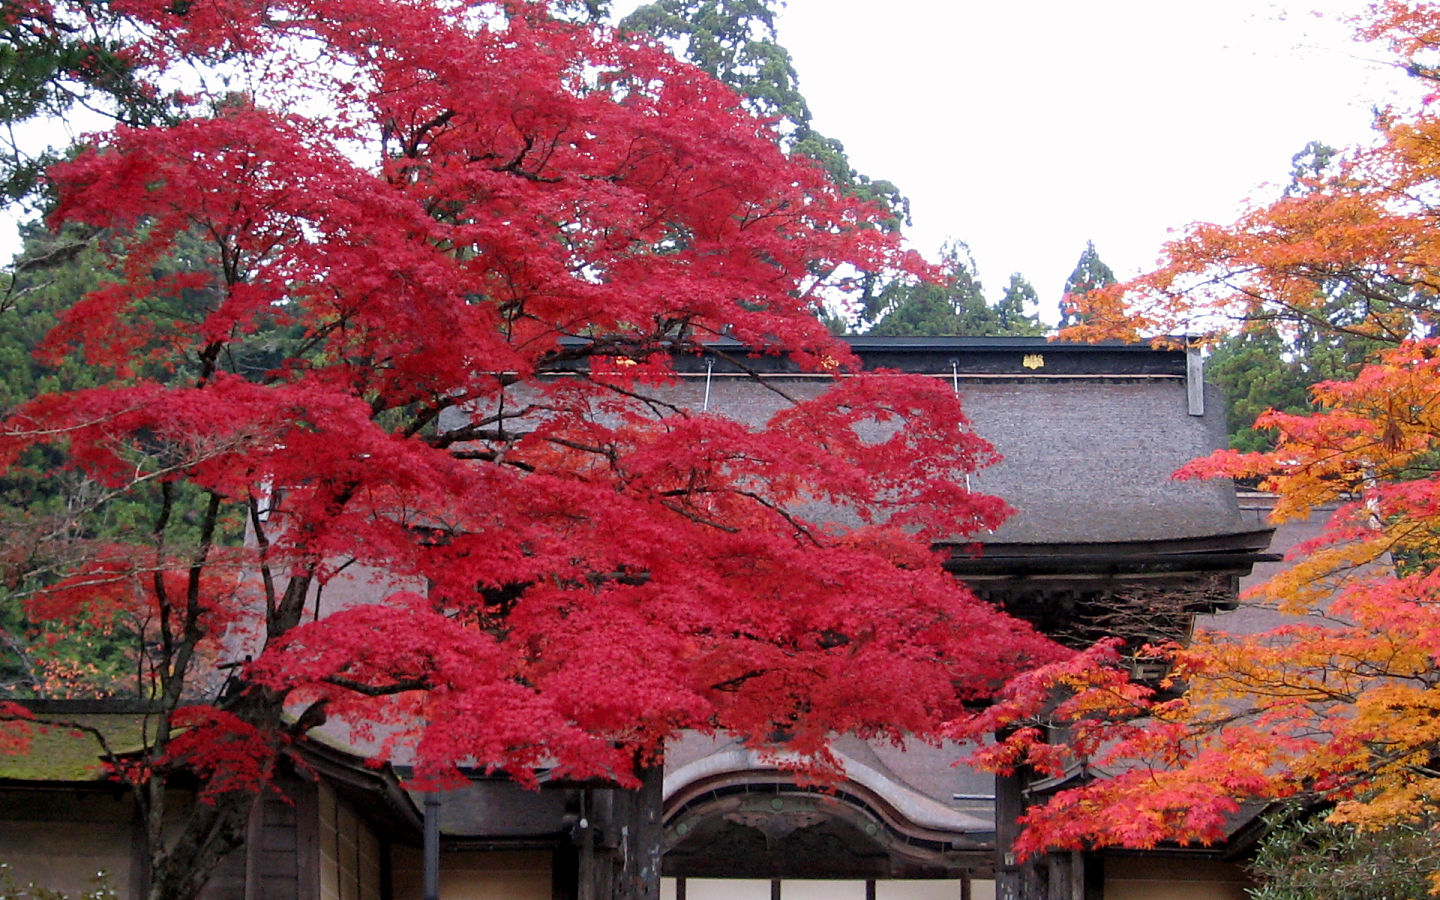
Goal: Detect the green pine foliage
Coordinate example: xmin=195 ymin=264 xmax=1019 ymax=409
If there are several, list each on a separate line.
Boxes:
xmin=0 ymin=222 xmax=248 ymax=698
xmin=1247 ymin=810 xmax=1440 ymax=900
xmin=1206 ymin=329 xmax=1318 ymax=455
xmin=997 ymin=273 xmax=1046 ymax=336
xmin=1058 ymin=240 xmax=1116 ymax=327
xmin=866 ymin=241 xmax=1045 ymax=337
xmin=1206 ymin=323 xmax=1378 ymax=454
xmin=0 ymin=2 xmax=174 ymax=210
xmin=1062 ymin=240 xmax=1116 ymax=298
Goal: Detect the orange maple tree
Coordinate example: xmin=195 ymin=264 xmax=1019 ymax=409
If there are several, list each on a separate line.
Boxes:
xmin=970 ymin=0 xmax=1440 ymax=868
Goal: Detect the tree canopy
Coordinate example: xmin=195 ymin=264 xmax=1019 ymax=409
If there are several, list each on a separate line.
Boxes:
xmin=1058 ymin=240 xmax=1115 ymax=328
xmin=863 ymin=240 xmax=1045 ymax=336
xmin=0 ymin=2 xmax=1063 ymax=899
xmin=974 ymin=0 xmax=1440 ymax=870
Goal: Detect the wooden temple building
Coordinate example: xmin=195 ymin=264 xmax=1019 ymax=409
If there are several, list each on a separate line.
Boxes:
xmin=0 ymin=337 xmax=1280 ymax=900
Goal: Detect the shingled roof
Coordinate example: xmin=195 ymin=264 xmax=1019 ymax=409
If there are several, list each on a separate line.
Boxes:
xmin=669 ymin=336 xmax=1269 ymax=557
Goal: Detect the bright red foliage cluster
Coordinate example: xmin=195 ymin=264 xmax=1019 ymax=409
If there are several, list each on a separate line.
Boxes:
xmin=0 ymin=701 xmax=33 ymax=756
xmin=4 ymin=0 xmax=1062 ymax=807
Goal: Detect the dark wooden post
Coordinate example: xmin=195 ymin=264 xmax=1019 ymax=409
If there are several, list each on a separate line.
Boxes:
xmin=996 ymin=765 xmax=1058 ymax=900
xmin=612 ymin=763 xmax=665 ymax=900
xmin=577 ymin=762 xmax=665 ymax=900
xmin=994 ymin=769 xmax=1026 ymax=900
xmin=998 ymin=771 xmax=1094 ymax=900
xmin=1048 ymin=851 xmax=1071 ymax=900
xmin=423 ymin=793 xmax=441 ymax=900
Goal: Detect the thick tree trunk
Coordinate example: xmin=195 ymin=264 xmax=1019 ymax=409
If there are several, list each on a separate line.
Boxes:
xmin=143 ymin=792 xmax=257 ymax=900
xmin=139 ymin=688 xmax=292 ymax=900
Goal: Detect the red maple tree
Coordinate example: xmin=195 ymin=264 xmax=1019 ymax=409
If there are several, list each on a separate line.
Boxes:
xmin=0 ymin=2 xmax=1063 ymax=898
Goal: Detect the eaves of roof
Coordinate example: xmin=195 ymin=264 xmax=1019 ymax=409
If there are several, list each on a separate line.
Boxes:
xmin=945 ymin=530 xmax=1279 ymax=580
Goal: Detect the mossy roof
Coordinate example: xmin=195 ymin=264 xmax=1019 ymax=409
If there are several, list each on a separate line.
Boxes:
xmin=0 ymin=712 xmax=153 ymax=782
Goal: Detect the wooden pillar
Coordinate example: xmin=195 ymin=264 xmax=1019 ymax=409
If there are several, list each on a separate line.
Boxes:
xmin=578 ymin=763 xmax=665 ymax=900
xmin=994 ymin=770 xmax=1025 ymax=900
xmin=1021 ymin=859 xmax=1046 ymax=900
xmin=996 ymin=767 xmax=1064 ymax=900
xmin=1048 ymin=852 xmax=1074 ymax=900
xmin=1039 ymin=848 xmax=1094 ymax=900
xmin=613 ymin=763 xmax=665 ymax=900
xmin=422 ymin=793 xmax=441 ymax=900
xmin=577 ymin=789 xmax=609 ymax=900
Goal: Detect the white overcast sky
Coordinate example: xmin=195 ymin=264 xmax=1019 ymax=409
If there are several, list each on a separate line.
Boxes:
xmin=763 ymin=0 xmax=1415 ymax=318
